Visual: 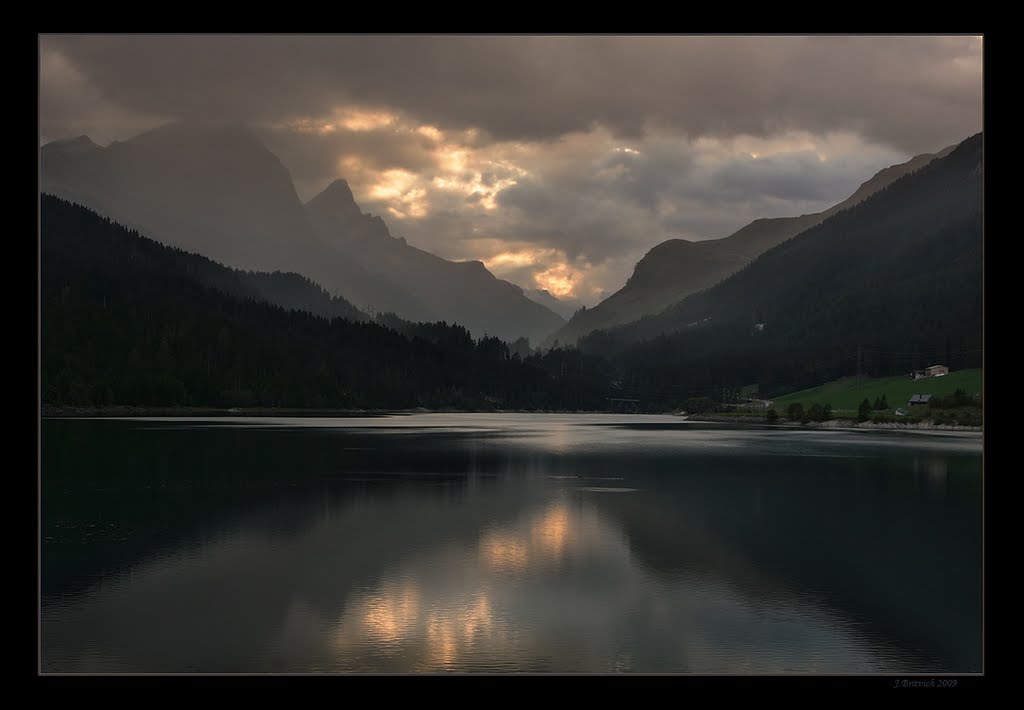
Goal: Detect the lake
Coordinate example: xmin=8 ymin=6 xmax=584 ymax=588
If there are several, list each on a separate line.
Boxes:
xmin=40 ymin=414 xmax=983 ymax=674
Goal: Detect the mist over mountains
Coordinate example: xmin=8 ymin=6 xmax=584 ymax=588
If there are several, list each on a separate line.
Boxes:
xmin=303 ymin=177 xmax=565 ymax=342
xmin=524 ymin=289 xmax=584 ymax=320
xmin=41 ymin=121 xmax=564 ymax=345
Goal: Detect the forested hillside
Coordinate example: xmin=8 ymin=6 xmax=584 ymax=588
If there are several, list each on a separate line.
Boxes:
xmin=582 ymin=134 xmax=982 ymax=402
xmin=41 ymin=196 xmax=593 ymax=409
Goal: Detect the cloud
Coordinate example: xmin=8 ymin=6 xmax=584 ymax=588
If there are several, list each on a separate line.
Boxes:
xmin=41 ymin=35 xmax=981 ymax=154
xmin=39 ymin=44 xmax=166 ymax=144
xmin=39 ymin=35 xmax=981 ymax=304
xmin=256 ymin=122 xmax=441 ymax=201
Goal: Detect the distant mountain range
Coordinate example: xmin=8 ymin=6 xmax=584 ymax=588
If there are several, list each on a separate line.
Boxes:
xmin=547 ymin=144 xmax=957 ymax=346
xmin=524 ymin=289 xmax=584 ymax=320
xmin=40 ymin=195 xmax=580 ymax=409
xmin=39 ymin=129 xmax=982 ymax=410
xmin=303 ymin=177 xmax=565 ymax=343
xmin=40 ymin=121 xmax=564 ymax=344
xmin=583 ymin=133 xmax=982 ymax=399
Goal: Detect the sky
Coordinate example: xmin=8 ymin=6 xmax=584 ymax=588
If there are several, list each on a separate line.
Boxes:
xmin=39 ymin=35 xmax=983 ymax=305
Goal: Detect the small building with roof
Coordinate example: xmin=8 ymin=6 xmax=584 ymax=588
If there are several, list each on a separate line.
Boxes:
xmin=911 ymin=364 xmax=950 ymax=379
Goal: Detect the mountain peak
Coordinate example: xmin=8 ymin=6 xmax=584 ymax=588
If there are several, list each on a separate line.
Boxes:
xmin=321 ymin=178 xmax=357 ymax=205
xmin=42 ymin=134 xmax=100 ymax=155
xmin=58 ymin=134 xmax=97 ymax=147
xmin=306 ymin=178 xmax=363 ymax=219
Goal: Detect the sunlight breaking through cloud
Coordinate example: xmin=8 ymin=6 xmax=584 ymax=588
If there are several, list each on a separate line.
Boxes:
xmin=263 ymin=110 xmax=951 ymax=304
xmin=42 ymin=36 xmax=982 ymax=306
xmin=534 ymin=264 xmax=578 ymax=299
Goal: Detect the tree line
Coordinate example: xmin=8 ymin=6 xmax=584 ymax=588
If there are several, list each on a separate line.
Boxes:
xmin=41 ymin=196 xmax=601 ymax=410
xmin=579 ymin=134 xmax=982 ymax=405
xmin=41 ymin=128 xmax=982 ymax=417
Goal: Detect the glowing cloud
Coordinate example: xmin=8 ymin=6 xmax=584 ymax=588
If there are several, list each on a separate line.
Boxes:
xmin=534 ymin=264 xmax=577 ymax=299
xmin=369 ymin=169 xmax=428 ymax=218
xmin=338 ymin=108 xmax=398 ymax=132
xmin=275 ymin=115 xmax=916 ymax=304
xmin=279 ymin=108 xmax=399 ymax=135
xmin=417 ymin=124 xmax=443 ymax=141
xmin=285 ymin=108 xmax=531 ymax=221
xmin=482 ymin=250 xmax=540 ymax=269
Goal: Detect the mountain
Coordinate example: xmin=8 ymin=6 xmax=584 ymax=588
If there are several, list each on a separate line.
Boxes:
xmin=40 ymin=122 xmax=563 ymax=344
xmin=548 ymin=143 xmax=957 ymax=346
xmin=582 ymin=134 xmax=982 ymax=400
xmin=524 ymin=289 xmax=584 ymax=320
xmin=305 ymin=179 xmax=565 ymax=343
xmin=234 ymin=271 xmax=367 ymax=323
xmin=40 ymin=194 xmax=572 ymax=410
xmin=41 ymin=122 xmax=324 ymax=275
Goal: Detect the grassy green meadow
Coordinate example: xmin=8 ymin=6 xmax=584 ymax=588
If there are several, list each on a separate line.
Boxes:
xmin=771 ymin=369 xmax=982 ymax=413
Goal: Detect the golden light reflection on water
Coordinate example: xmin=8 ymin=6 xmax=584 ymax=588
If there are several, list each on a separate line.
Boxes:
xmin=422 ymin=592 xmax=495 ymax=670
xmin=480 ymin=530 xmax=529 ymax=572
xmin=331 ymin=583 xmax=502 ymax=670
xmin=331 ymin=501 xmax=586 ymax=668
xmin=531 ymin=504 xmax=571 ymax=561
xmin=333 ymin=580 xmax=421 ymax=650
xmin=480 ymin=502 xmax=573 ymax=572
xmin=365 ymin=591 xmax=419 ymax=645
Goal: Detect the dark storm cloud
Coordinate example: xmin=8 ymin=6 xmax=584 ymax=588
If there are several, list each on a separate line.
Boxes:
xmin=41 ymin=35 xmax=981 ymax=154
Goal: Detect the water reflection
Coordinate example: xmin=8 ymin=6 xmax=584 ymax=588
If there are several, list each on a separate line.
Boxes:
xmin=354 ymin=581 xmax=422 ymax=649
xmin=40 ymin=416 xmax=982 ymax=673
xmin=480 ymin=531 xmax=529 ymax=572
xmin=299 ymin=493 xmax=922 ymax=673
xmin=328 ymin=501 xmax=589 ymax=671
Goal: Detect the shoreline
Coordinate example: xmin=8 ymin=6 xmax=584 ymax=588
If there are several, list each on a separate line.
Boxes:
xmin=40 ymin=405 xmax=982 ymax=431
xmin=41 ymin=404 xmax=409 ymax=418
xmin=684 ymin=413 xmax=982 ymax=431
xmin=39 ymin=404 xmax=617 ymax=418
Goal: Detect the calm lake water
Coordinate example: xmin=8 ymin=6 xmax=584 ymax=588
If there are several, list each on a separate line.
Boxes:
xmin=40 ymin=414 xmax=982 ymax=674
